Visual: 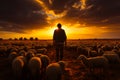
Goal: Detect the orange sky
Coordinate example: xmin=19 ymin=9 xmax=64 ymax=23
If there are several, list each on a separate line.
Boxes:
xmin=0 ymin=23 xmax=109 ymax=39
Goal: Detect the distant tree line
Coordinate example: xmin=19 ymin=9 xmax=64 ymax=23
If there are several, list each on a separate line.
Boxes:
xmin=0 ymin=38 xmax=3 ymax=40
xmin=8 ymin=37 xmax=39 ymax=40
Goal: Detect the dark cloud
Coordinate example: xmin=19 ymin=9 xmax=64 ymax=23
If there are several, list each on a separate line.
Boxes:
xmin=80 ymin=0 xmax=120 ymax=26
xmin=0 ymin=21 xmax=25 ymax=33
xmin=0 ymin=0 xmax=48 ymax=31
xmin=0 ymin=0 xmax=120 ymax=33
xmin=62 ymin=0 xmax=120 ymax=27
xmin=49 ymin=0 xmax=80 ymax=14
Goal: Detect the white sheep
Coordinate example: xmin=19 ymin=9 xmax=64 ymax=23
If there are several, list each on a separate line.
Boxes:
xmin=77 ymin=46 xmax=90 ymax=57
xmin=103 ymin=51 xmax=116 ymax=54
xmin=39 ymin=54 xmax=50 ymax=69
xmin=101 ymin=45 xmax=113 ymax=51
xmin=36 ymin=54 xmax=42 ymax=57
xmin=89 ymin=50 xmax=98 ymax=57
xmin=8 ymin=52 xmax=18 ymax=64
xmin=115 ymin=49 xmax=120 ymax=57
xmin=12 ymin=56 xmax=26 ymax=80
xmin=10 ymin=47 xmax=18 ymax=53
xmin=46 ymin=61 xmax=66 ymax=80
xmin=103 ymin=51 xmax=120 ymax=64
xmin=27 ymin=49 xmax=37 ymax=54
xmin=36 ymin=48 xmax=47 ymax=54
xmin=65 ymin=45 xmax=78 ymax=52
xmin=26 ymin=51 xmax=35 ymax=62
xmin=28 ymin=56 xmax=42 ymax=80
xmin=0 ymin=46 xmax=7 ymax=56
xmin=97 ymin=48 xmax=104 ymax=56
xmin=58 ymin=61 xmax=67 ymax=73
xmin=36 ymin=54 xmax=50 ymax=80
xmin=77 ymin=55 xmax=109 ymax=72
xmin=18 ymin=50 xmax=27 ymax=56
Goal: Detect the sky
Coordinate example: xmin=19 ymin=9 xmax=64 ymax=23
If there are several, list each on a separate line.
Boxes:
xmin=0 ymin=0 xmax=120 ymax=39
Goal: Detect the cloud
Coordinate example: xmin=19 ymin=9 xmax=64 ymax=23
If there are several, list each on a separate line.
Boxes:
xmin=0 ymin=21 xmax=25 ymax=33
xmin=61 ymin=0 xmax=120 ymax=27
xmin=0 ymin=0 xmax=48 ymax=29
xmin=0 ymin=0 xmax=120 ymax=33
xmin=80 ymin=0 xmax=120 ymax=26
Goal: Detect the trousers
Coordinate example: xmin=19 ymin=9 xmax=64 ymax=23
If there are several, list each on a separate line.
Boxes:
xmin=55 ymin=43 xmax=64 ymax=62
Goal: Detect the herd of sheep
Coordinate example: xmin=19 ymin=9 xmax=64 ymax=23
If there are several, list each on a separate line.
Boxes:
xmin=0 ymin=41 xmax=67 ymax=80
xmin=66 ymin=40 xmax=120 ymax=75
xmin=0 ymin=40 xmax=120 ymax=80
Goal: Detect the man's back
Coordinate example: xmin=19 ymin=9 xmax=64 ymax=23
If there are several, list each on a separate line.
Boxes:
xmin=53 ymin=28 xmax=66 ymax=43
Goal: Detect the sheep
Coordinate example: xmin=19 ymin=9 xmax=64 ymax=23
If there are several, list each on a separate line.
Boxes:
xmin=12 ymin=56 xmax=26 ymax=80
xmin=36 ymin=48 xmax=47 ymax=54
xmin=97 ymin=48 xmax=104 ymax=56
xmin=101 ymin=45 xmax=113 ymax=51
xmin=65 ymin=45 xmax=78 ymax=52
xmin=27 ymin=49 xmax=37 ymax=54
xmin=36 ymin=54 xmax=43 ymax=57
xmin=77 ymin=55 xmax=109 ymax=73
xmin=8 ymin=52 xmax=18 ymax=64
xmin=89 ymin=50 xmax=98 ymax=57
xmin=115 ymin=49 xmax=120 ymax=57
xmin=18 ymin=50 xmax=27 ymax=56
xmin=39 ymin=54 xmax=50 ymax=69
xmin=36 ymin=54 xmax=50 ymax=80
xmin=46 ymin=61 xmax=66 ymax=80
xmin=23 ymin=45 xmax=31 ymax=52
xmin=58 ymin=61 xmax=67 ymax=72
xmin=77 ymin=46 xmax=90 ymax=57
xmin=10 ymin=47 xmax=18 ymax=53
xmin=103 ymin=51 xmax=120 ymax=64
xmin=28 ymin=56 xmax=42 ymax=80
xmin=0 ymin=46 xmax=7 ymax=56
xmin=103 ymin=51 xmax=116 ymax=54
xmin=26 ymin=51 xmax=35 ymax=62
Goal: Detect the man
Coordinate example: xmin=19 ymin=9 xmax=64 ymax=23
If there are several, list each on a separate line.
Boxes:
xmin=53 ymin=23 xmax=67 ymax=62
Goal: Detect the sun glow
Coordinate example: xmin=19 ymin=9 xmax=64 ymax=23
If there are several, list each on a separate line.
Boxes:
xmin=28 ymin=25 xmax=71 ymax=39
xmin=25 ymin=24 xmax=109 ymax=39
xmin=0 ymin=22 xmax=109 ymax=39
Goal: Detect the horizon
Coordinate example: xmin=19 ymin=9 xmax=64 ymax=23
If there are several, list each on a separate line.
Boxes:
xmin=2 ymin=37 xmax=120 ymax=40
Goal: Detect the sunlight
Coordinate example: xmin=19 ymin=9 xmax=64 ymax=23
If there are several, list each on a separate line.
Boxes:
xmin=25 ymin=24 xmax=109 ymax=39
xmin=26 ymin=24 xmax=72 ymax=39
xmin=0 ymin=23 xmax=109 ymax=39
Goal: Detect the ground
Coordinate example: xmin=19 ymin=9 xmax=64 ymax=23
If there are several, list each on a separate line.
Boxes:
xmin=0 ymin=40 xmax=120 ymax=80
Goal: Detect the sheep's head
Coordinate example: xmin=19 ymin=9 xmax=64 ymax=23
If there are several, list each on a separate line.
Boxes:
xmin=40 ymin=55 xmax=50 ymax=67
xmin=58 ymin=61 xmax=67 ymax=71
xmin=19 ymin=50 xmax=27 ymax=56
xmin=77 ymin=55 xmax=88 ymax=66
xmin=77 ymin=55 xmax=87 ymax=60
xmin=11 ymin=48 xmax=18 ymax=53
xmin=26 ymin=51 xmax=35 ymax=61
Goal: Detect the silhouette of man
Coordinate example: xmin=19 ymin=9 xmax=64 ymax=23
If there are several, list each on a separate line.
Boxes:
xmin=53 ymin=23 xmax=67 ymax=62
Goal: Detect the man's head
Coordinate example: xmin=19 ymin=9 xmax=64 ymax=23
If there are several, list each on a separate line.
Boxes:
xmin=57 ymin=23 xmax=62 ymax=28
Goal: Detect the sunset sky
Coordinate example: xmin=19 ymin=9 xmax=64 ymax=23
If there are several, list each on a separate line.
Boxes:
xmin=0 ymin=0 xmax=120 ymax=39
